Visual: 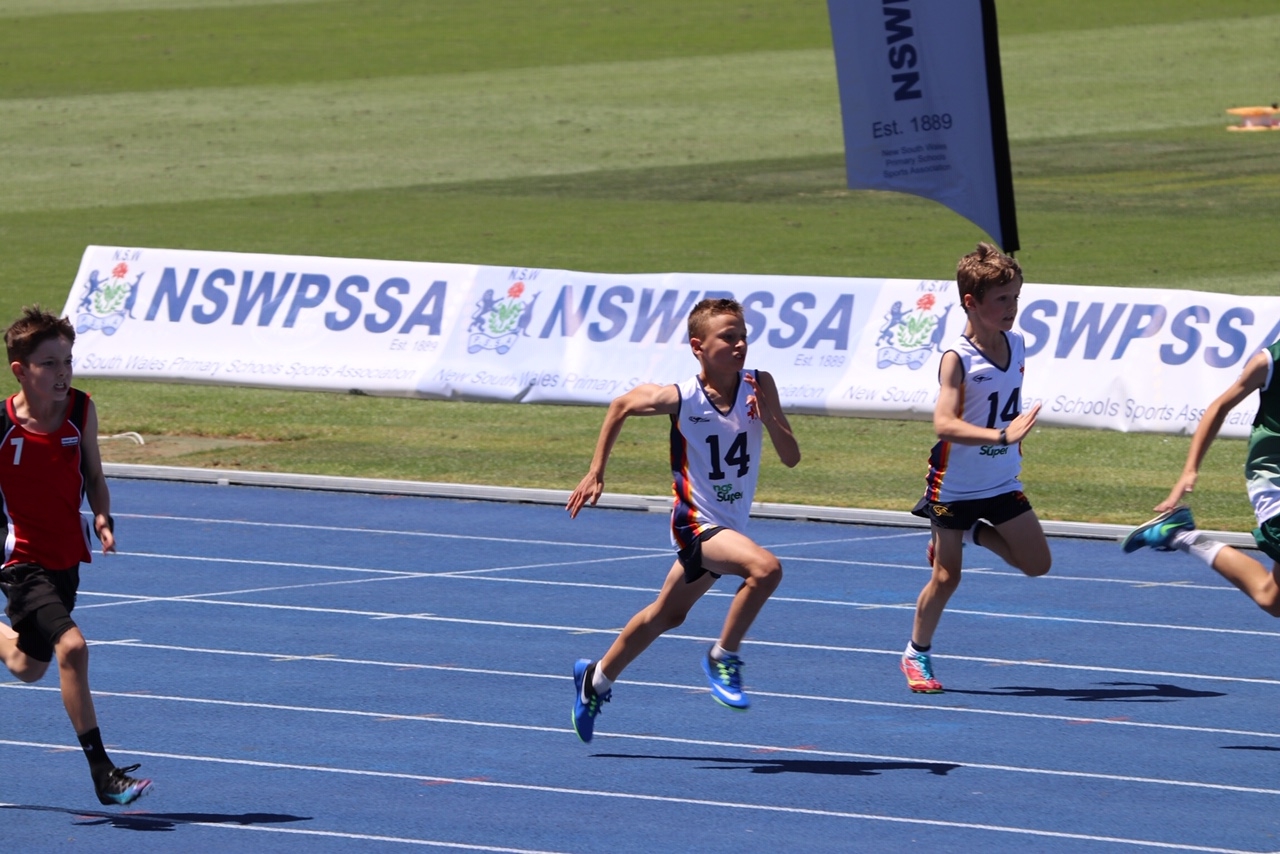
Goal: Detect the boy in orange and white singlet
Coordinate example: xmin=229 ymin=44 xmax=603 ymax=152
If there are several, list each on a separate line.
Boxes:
xmin=565 ymin=298 xmax=801 ymax=743
xmin=902 ymin=244 xmax=1052 ymax=694
xmin=0 ymin=307 xmax=151 ymax=806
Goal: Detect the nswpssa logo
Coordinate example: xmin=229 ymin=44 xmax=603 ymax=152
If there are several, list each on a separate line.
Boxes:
xmin=876 ymin=291 xmax=952 ymax=370
xmin=75 ymin=263 xmax=143 ymax=336
xmin=467 ymin=280 xmax=540 ymax=355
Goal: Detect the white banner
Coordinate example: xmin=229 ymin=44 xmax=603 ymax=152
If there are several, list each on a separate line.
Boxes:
xmin=64 ymin=246 xmax=1278 ymax=437
xmin=827 ymin=0 xmax=1018 ymax=250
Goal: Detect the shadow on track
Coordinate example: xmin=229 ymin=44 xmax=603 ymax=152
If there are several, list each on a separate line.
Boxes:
xmin=590 ymin=753 xmax=959 ymax=777
xmin=0 ymin=804 xmax=311 ymax=833
xmin=944 ymin=681 xmax=1226 ymax=703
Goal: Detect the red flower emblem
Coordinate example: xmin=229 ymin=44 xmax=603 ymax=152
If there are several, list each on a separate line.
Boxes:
xmin=112 ymin=262 xmax=129 ymax=279
xmin=508 ymin=282 xmax=525 ymax=299
xmin=916 ymin=293 xmax=936 ymax=311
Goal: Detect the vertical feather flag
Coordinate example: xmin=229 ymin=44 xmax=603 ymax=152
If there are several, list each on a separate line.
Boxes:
xmin=827 ymin=0 xmax=1019 ymax=251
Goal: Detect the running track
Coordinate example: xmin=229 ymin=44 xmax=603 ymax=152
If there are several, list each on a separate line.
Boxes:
xmin=2 ymin=475 xmax=1278 ymax=853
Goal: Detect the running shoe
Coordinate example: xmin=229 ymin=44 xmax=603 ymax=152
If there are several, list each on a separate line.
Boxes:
xmin=1121 ymin=505 xmax=1195 ymax=553
xmin=572 ymin=658 xmax=610 ymax=743
xmin=701 ymin=650 xmax=749 ymax=710
xmin=95 ymin=764 xmax=152 ymax=806
xmin=901 ymin=650 xmax=944 ymax=693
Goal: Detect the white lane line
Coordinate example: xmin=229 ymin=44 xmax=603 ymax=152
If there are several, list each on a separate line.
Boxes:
xmin=114 ymin=511 xmax=1227 ymax=590
xmin=4 ymin=686 xmax=1278 ymax=796
xmin=0 ymin=738 xmax=1268 ymax=852
xmin=70 ymin=595 xmax=1280 ymax=686
xmin=73 ymin=639 xmax=1280 ymax=741
xmin=85 ymin=551 xmax=1276 ymax=639
xmin=112 ymin=512 xmax=662 ymax=551
xmin=77 ymin=553 xmax=661 ymax=606
xmin=0 ymin=798 xmax=566 ymax=852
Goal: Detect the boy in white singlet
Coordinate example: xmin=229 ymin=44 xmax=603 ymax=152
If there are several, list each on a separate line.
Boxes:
xmin=566 ymin=298 xmax=800 ymax=743
xmin=902 ymin=243 xmax=1052 ymax=694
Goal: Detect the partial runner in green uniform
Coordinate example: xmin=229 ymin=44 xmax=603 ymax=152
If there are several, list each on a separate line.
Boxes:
xmin=1122 ymin=339 xmax=1280 ymax=616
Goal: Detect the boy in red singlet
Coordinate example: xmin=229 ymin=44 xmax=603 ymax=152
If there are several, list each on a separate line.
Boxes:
xmin=0 ymin=307 xmax=151 ymax=806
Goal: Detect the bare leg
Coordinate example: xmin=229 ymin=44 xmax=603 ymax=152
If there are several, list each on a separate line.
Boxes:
xmin=699 ymin=528 xmax=783 ymax=652
xmin=912 ymin=525 xmax=964 ymax=648
xmin=0 ymin=621 xmax=51 ymax=683
xmin=598 ymin=561 xmax=716 ymax=681
xmin=976 ymin=511 xmax=1052 ymax=577
xmin=55 ymin=627 xmax=99 ymax=734
xmin=1205 ymin=548 xmax=1280 ymax=617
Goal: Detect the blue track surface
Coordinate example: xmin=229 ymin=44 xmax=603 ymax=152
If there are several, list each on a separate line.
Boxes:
xmin=3 ymin=478 xmax=1279 ymax=852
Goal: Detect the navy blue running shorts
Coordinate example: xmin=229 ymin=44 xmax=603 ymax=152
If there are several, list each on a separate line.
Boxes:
xmin=677 ymin=528 xmax=725 ymax=584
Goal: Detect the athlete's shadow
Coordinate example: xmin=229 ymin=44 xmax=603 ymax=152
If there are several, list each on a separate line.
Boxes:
xmin=946 ymin=681 xmax=1225 ymax=703
xmin=591 ymin=753 xmax=958 ymax=777
xmin=1221 ymin=745 xmax=1280 ymax=753
xmin=1 ymin=804 xmax=311 ymax=832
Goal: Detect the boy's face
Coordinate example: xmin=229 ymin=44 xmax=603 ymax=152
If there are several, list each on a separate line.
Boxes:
xmin=692 ymin=311 xmax=748 ymax=372
xmin=967 ymin=275 xmax=1023 ymax=331
xmin=12 ymin=335 xmax=73 ymax=402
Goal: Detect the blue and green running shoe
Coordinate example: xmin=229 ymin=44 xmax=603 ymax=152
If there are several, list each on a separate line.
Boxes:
xmin=1121 ymin=505 xmax=1195 ymax=553
xmin=572 ymin=658 xmax=610 ymax=743
xmin=702 ymin=650 xmax=749 ymax=710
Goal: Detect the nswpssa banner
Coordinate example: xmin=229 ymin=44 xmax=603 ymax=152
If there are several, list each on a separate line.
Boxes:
xmin=64 ymin=246 xmax=1280 ymax=438
xmin=826 ymin=0 xmax=1018 ymax=251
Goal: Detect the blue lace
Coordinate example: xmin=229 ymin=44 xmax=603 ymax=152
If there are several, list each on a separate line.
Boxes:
xmin=908 ymin=653 xmax=935 ymax=680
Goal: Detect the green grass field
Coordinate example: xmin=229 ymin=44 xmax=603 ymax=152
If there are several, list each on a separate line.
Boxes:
xmin=2 ymin=0 xmax=1278 ymax=530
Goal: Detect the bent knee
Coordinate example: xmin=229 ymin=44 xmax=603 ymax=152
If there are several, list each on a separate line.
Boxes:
xmin=55 ymin=632 xmax=89 ymax=666
xmin=4 ymin=648 xmax=50 ymax=682
xmin=751 ymin=559 xmax=782 ymax=590
xmin=1258 ymin=588 xmax=1280 ymax=618
xmin=12 ymin=661 xmax=49 ymax=683
xmin=930 ymin=564 xmax=962 ymax=591
xmin=1017 ymin=553 xmax=1052 ymax=577
xmin=658 ymin=611 xmax=690 ymax=631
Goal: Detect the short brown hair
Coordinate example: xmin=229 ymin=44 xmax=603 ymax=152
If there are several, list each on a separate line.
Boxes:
xmin=957 ymin=242 xmax=1022 ymax=305
xmin=687 ymin=298 xmax=744 ymax=340
xmin=5 ymin=306 xmax=75 ymax=365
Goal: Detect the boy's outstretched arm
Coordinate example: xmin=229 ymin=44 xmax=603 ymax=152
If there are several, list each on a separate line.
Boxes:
xmin=80 ymin=398 xmax=115 ymax=554
xmin=745 ymin=370 xmax=800 ymax=467
xmin=566 ymin=383 xmax=679 ymax=518
xmin=1157 ymin=350 xmax=1269 ymax=513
